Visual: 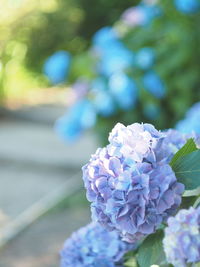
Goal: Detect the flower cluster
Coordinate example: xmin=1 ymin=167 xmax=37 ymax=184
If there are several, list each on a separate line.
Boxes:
xmin=43 ymin=50 xmax=71 ymax=84
xmin=176 ymin=102 xmax=200 ymax=135
xmin=174 ymin=0 xmax=200 ymax=13
xmin=163 ymin=207 xmax=200 ymax=267
xmin=121 ymin=1 xmax=160 ymax=27
xmin=54 ymin=0 xmax=200 ymax=143
xmin=159 ymin=128 xmax=200 ymax=161
xmin=60 ymin=222 xmax=134 ymax=267
xmin=82 ymin=123 xmax=185 ymax=242
xmin=55 ymin=99 xmax=96 ymax=142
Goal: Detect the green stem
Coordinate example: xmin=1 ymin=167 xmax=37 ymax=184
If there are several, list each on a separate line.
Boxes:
xmin=193 ymin=196 xmax=200 ymax=208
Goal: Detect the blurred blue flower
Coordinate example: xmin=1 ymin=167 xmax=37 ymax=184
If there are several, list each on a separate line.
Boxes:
xmin=93 ymin=91 xmax=115 ymax=117
xmin=55 ymin=99 xmax=96 ymax=142
xmin=91 ymin=78 xmax=115 ymax=117
xmin=91 ymin=77 xmax=107 ymax=91
xmin=43 ymin=51 xmax=71 ymax=84
xmin=143 ymin=103 xmax=160 ymax=119
xmin=135 ymin=47 xmax=155 ymax=70
xmin=109 ymin=72 xmax=138 ymax=110
xmin=176 ymin=102 xmax=200 ymax=134
xmin=174 ymin=0 xmax=200 ymax=13
xmin=99 ymin=42 xmax=134 ymax=76
xmin=143 ymin=71 xmax=166 ymax=98
xmin=92 ymin=27 xmax=119 ymax=52
xmin=80 ymin=101 xmax=97 ymax=129
xmin=163 ymin=207 xmax=200 ymax=267
xmin=60 ymin=222 xmax=134 ymax=267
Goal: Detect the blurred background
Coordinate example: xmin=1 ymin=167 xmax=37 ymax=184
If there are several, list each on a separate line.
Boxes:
xmin=0 ymin=0 xmax=200 ymax=266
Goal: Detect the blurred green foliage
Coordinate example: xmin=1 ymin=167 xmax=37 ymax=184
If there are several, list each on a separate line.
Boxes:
xmin=121 ymin=0 xmax=200 ymax=127
xmin=0 ymin=0 xmax=138 ymax=102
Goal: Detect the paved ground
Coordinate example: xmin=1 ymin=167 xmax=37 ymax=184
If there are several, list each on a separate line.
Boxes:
xmin=0 ymin=113 xmax=97 ymax=224
xmin=0 ymin=201 xmax=91 ymax=267
xmin=0 ymin=105 xmax=97 ymax=266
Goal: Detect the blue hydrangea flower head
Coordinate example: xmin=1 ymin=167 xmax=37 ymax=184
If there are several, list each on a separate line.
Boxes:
xmin=92 ymin=27 xmax=119 ymax=52
xmin=91 ymin=78 xmax=115 ymax=117
xmin=176 ymin=102 xmax=200 ymax=134
xmin=60 ymin=222 xmax=134 ymax=267
xmin=82 ymin=123 xmax=184 ymax=242
xmin=109 ymin=72 xmax=138 ymax=110
xmin=136 ymin=47 xmax=155 ymax=70
xmin=43 ymin=50 xmax=71 ymax=84
xmin=143 ymin=71 xmax=166 ymax=99
xmin=99 ymin=43 xmax=134 ymax=76
xmin=174 ymin=0 xmax=200 ymax=13
xmin=55 ymin=99 xmax=96 ymax=142
xmin=163 ymin=207 xmax=200 ymax=267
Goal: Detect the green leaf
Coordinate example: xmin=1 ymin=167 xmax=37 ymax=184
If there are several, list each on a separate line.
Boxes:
xmin=170 ymin=138 xmax=198 ymax=167
xmin=172 ymin=150 xmax=200 ymax=190
xmin=124 ymin=257 xmax=138 ymax=267
xmin=180 ymin=196 xmax=197 ymax=210
xmin=183 ymin=187 xmax=200 ymax=197
xmin=137 ymin=231 xmax=167 ymax=267
xmin=194 ymin=197 xmax=200 ymax=209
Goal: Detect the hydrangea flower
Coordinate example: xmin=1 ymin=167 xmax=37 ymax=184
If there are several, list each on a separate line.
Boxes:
xmin=82 ymin=123 xmax=184 ymax=242
xmin=163 ymin=207 xmax=200 ymax=267
xmin=109 ymin=72 xmax=138 ymax=110
xmin=43 ymin=50 xmax=71 ymax=84
xmin=174 ymin=0 xmax=200 ymax=14
xmin=121 ymin=3 xmax=160 ymax=27
xmin=73 ymin=79 xmax=89 ymax=100
xmin=143 ymin=71 xmax=166 ymax=99
xmin=60 ymin=222 xmax=134 ymax=267
xmin=91 ymin=78 xmax=115 ymax=117
xmin=176 ymin=102 xmax=200 ymax=134
xmin=55 ymin=99 xmax=96 ymax=142
xmin=135 ymin=47 xmax=155 ymax=70
xmin=92 ymin=27 xmax=119 ymax=52
xmin=98 ymin=42 xmax=134 ymax=76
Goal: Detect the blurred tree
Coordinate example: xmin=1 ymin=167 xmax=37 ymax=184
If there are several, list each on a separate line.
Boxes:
xmin=0 ymin=0 xmax=138 ymax=101
xmin=25 ymin=0 xmax=139 ymax=72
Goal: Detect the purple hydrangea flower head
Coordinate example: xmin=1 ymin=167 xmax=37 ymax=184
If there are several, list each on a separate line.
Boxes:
xmin=175 ymin=0 xmax=200 ymax=14
xmin=82 ymin=123 xmax=185 ymax=242
xmin=159 ymin=129 xmax=191 ymax=161
xmin=121 ymin=3 xmax=160 ymax=27
xmin=157 ymin=128 xmax=200 ymax=162
xmin=60 ymin=222 xmax=134 ymax=267
xmin=163 ymin=207 xmax=200 ymax=267
xmin=176 ymin=102 xmax=200 ymax=134
xmin=121 ymin=6 xmax=147 ymax=27
xmin=73 ymin=79 xmax=89 ymax=100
